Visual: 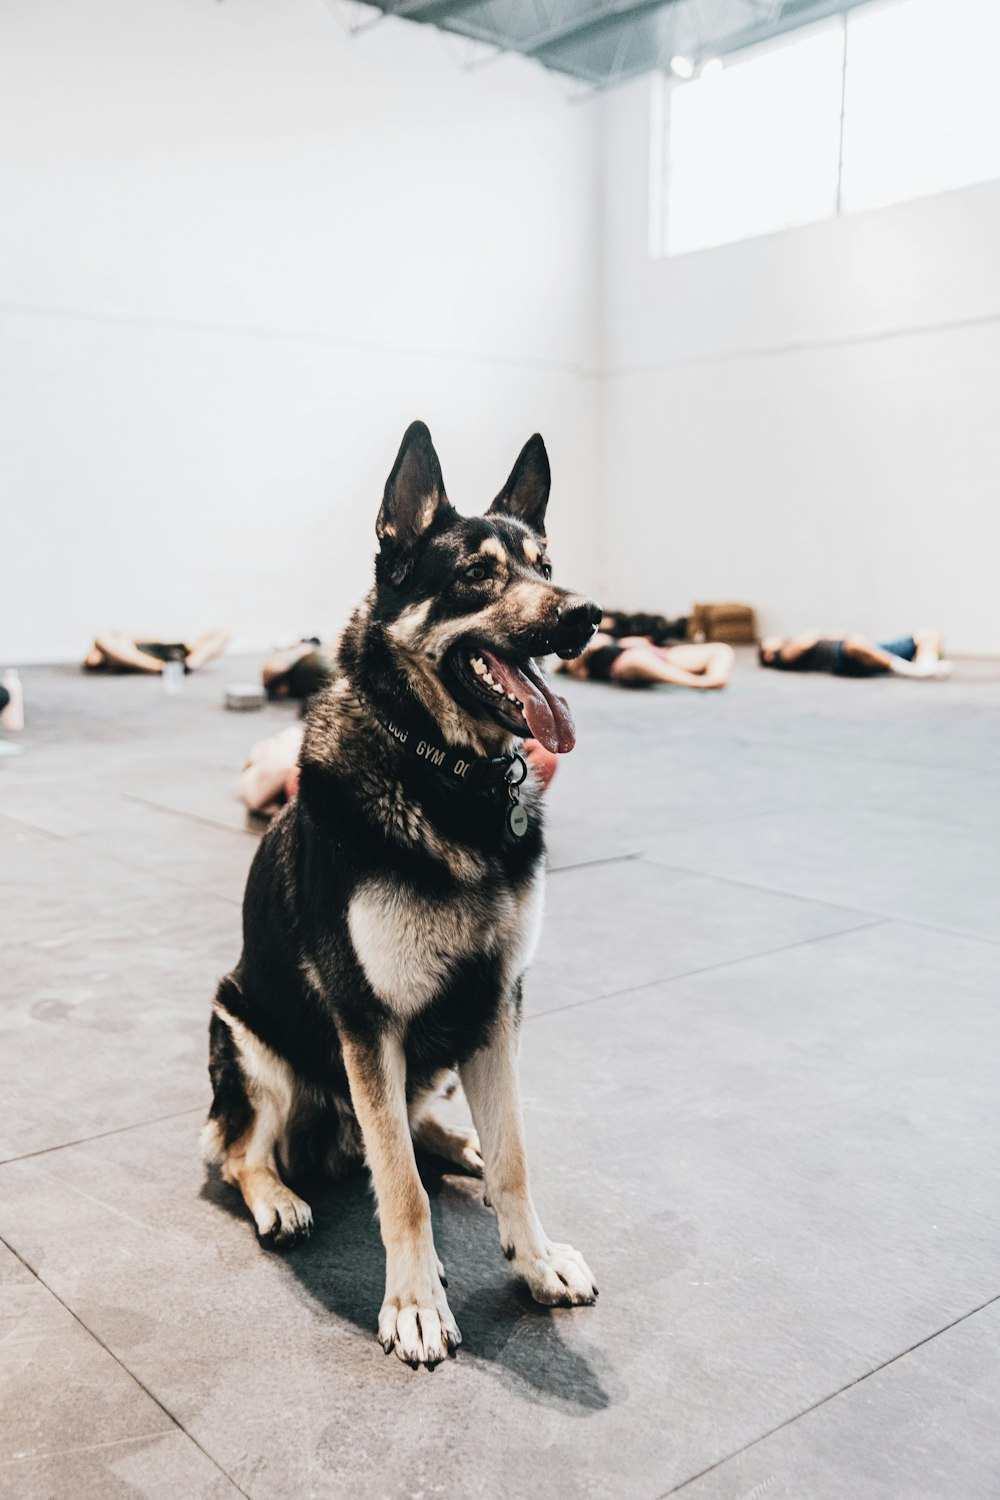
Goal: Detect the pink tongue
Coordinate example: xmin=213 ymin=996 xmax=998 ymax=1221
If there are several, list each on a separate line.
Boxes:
xmin=479 ymin=651 xmax=576 ymax=755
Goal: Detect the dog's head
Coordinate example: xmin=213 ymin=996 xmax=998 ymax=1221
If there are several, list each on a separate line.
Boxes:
xmin=343 ymin=421 xmax=601 ymax=754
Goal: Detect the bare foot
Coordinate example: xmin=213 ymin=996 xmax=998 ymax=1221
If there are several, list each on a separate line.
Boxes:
xmin=914 ymin=628 xmax=944 ymax=664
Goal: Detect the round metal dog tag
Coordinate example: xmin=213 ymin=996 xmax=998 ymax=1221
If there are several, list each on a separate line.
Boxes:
xmin=506 ymin=802 xmax=529 ymax=838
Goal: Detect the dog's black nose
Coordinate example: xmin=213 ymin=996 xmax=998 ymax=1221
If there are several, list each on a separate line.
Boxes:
xmin=553 ymin=596 xmax=602 ymax=656
xmin=561 ymin=597 xmax=603 ymax=637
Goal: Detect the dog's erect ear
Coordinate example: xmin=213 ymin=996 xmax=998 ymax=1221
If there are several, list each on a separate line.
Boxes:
xmin=376 ymin=421 xmax=452 ymax=546
xmin=488 ymin=434 xmax=550 ymax=536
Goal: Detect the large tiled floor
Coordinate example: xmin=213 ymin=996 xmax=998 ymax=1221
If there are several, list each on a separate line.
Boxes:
xmin=2 ymin=653 xmax=999 ymax=1499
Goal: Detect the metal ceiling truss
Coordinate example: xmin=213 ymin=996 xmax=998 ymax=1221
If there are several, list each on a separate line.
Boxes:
xmin=349 ymin=0 xmax=869 ymax=89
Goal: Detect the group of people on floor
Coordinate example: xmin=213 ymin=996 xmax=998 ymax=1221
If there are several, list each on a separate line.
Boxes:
xmin=561 ymin=618 xmax=952 ymax=691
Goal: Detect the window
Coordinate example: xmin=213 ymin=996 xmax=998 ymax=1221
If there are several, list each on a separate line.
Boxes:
xmin=841 ymin=0 xmax=1000 ymax=214
xmin=664 ymin=23 xmax=845 ymax=256
xmin=660 ymin=0 xmax=1000 ymax=257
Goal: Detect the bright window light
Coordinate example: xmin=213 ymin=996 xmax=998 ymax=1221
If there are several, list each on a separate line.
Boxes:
xmin=841 ymin=0 xmax=1000 ymax=214
xmin=665 ymin=23 xmax=845 ymax=256
xmin=659 ymin=0 xmax=1000 ymax=257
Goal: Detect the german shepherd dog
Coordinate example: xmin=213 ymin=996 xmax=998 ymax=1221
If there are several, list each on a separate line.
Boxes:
xmin=203 ymin=421 xmax=601 ymax=1366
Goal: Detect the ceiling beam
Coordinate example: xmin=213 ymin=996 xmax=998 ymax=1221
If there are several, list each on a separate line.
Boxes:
xmin=375 ymin=0 xmax=486 ymax=22
xmin=527 ymin=0 xmax=683 ymax=57
xmin=693 ymin=0 xmax=856 ymax=61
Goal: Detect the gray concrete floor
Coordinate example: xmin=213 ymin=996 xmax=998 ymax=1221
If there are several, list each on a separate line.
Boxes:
xmin=2 ymin=652 xmax=1000 ymax=1499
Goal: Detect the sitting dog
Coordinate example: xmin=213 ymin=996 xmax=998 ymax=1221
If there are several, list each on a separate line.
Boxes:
xmin=202 ymin=421 xmax=601 ymax=1366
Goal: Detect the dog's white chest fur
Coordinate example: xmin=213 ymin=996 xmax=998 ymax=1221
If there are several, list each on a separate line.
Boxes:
xmin=348 ymin=872 xmax=544 ymax=1018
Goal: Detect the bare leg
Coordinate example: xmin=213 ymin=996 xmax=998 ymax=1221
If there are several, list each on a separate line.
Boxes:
xmin=658 ymin=642 xmax=734 ymax=687
xmin=460 ymin=1009 xmax=597 ymax=1306
xmin=611 ymin=646 xmax=726 ymax=690
xmin=840 ymin=635 xmax=901 ymax=672
xmin=183 ymin=629 xmax=230 ymax=672
xmin=341 ymin=1032 xmax=459 ymax=1365
xmin=91 ymin=630 xmax=164 ymax=673
xmin=241 ymin=723 xmax=305 ymax=815
xmin=842 ymin=634 xmax=948 ymax=679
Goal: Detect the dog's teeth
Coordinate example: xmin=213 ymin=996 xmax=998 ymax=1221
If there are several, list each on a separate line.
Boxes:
xmin=507 ymin=693 xmax=518 ymax=702
xmin=483 ymin=672 xmax=496 ymax=687
xmin=470 ymin=657 xmax=487 ymax=677
xmin=490 ymin=682 xmax=504 ymax=694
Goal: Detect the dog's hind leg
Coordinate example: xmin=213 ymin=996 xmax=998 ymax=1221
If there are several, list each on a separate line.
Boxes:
xmin=203 ymin=1002 xmax=313 ymax=1248
xmin=408 ymin=1073 xmax=484 ymax=1176
xmin=341 ymin=1034 xmax=459 ymax=1366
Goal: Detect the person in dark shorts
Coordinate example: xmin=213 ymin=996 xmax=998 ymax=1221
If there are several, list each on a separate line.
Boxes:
xmin=558 ymin=633 xmax=733 ymax=690
xmin=758 ymin=628 xmax=952 ymax=679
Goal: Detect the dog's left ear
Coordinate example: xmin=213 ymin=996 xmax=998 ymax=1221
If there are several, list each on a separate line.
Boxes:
xmin=488 ymin=434 xmax=550 ymax=536
xmin=377 ymin=421 xmax=453 ymax=547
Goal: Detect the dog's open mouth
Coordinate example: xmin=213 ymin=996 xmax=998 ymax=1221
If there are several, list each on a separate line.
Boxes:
xmin=446 ymin=644 xmax=576 ymax=754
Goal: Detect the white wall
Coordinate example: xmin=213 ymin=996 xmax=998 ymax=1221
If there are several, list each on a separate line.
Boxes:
xmin=6 ymin=11 xmax=1000 ymax=662
xmin=0 ymin=0 xmax=602 ymax=663
xmin=599 ymin=77 xmax=1000 ymax=654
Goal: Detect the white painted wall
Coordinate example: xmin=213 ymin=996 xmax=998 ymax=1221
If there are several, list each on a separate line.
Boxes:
xmin=6 ymin=11 xmax=1000 ymax=662
xmin=0 ymin=0 xmax=602 ymax=663
xmin=599 ymin=77 xmax=1000 ymax=654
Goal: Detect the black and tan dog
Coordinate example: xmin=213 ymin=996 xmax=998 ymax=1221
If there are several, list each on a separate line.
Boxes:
xmin=202 ymin=421 xmax=601 ymax=1366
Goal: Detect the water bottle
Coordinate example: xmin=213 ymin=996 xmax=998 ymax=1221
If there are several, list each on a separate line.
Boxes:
xmin=162 ymin=649 xmax=185 ymax=696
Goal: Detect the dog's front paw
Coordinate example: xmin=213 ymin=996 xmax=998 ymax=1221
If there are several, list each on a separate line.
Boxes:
xmin=378 ymin=1285 xmax=461 ymax=1367
xmin=512 ymin=1241 xmax=597 ymax=1307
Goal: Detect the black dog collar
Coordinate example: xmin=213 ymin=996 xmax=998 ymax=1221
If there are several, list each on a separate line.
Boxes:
xmin=363 ymin=695 xmax=530 ymax=834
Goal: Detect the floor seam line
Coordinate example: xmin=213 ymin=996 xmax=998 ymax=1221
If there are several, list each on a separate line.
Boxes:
xmin=638 ymin=857 xmax=884 ymax=922
xmin=548 ymin=851 xmax=642 ymax=875
xmin=527 ymin=917 xmax=888 ymax=1024
xmin=655 ymin=1288 xmax=1000 ymax=1498
xmin=872 ymin=913 xmax=1000 ymax=950
xmin=0 ymin=1431 xmax=180 ymax=1469
xmin=67 ymin=838 xmax=245 ymax=907
xmin=640 ymin=858 xmax=1000 ymax=948
xmin=0 ymin=1106 xmax=206 ymax=1168
xmin=681 ymin=728 xmax=998 ymax=777
xmin=0 ymin=812 xmax=66 ymax=842
xmin=0 ymin=1235 xmax=249 ymax=1497
xmin=119 ymin=790 xmax=262 ymax=839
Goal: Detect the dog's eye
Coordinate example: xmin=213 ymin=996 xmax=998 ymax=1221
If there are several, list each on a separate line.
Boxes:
xmin=539 ymin=562 xmax=552 ymax=580
xmin=464 ymin=563 xmax=489 ymax=581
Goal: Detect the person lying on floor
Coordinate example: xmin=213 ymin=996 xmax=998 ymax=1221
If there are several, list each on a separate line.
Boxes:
xmin=83 ymin=629 xmax=229 ymax=674
xmin=758 ymin=628 xmax=952 ymax=679
xmin=556 ymin=633 xmax=733 ymax=691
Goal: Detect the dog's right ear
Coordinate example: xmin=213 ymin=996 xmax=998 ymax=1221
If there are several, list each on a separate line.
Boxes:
xmin=376 ymin=421 xmax=452 ymax=547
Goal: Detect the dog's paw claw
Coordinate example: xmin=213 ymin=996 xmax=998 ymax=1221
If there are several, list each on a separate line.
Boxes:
xmin=378 ymin=1293 xmax=461 ymax=1369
